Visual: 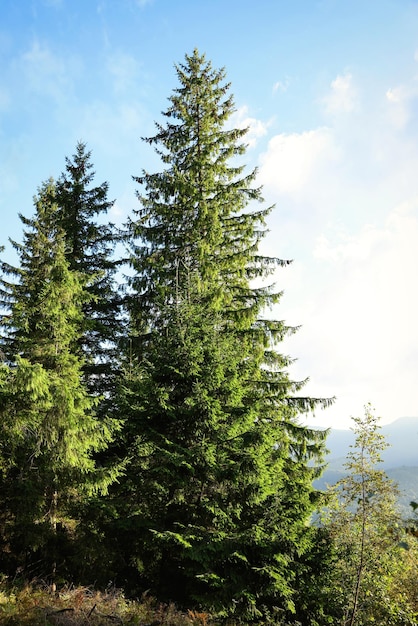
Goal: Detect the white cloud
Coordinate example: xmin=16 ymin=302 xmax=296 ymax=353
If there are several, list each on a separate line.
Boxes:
xmin=280 ymin=200 xmax=418 ymax=428
xmin=257 ymin=65 xmax=418 ymax=235
xmin=321 ymin=72 xmax=358 ymax=116
xmin=256 ymin=64 xmax=418 ymax=428
xmin=258 ymin=128 xmax=341 ymax=196
xmin=313 ymin=223 xmax=389 ymax=263
xmin=109 ymin=200 xmax=126 ymax=221
xmin=230 ymin=105 xmax=270 ymax=148
xmin=385 ymin=81 xmax=418 ymax=130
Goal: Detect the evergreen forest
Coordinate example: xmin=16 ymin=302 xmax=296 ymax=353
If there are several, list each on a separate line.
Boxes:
xmin=0 ymin=50 xmax=417 ymax=626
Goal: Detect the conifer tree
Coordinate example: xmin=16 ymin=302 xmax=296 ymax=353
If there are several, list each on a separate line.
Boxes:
xmin=325 ymin=405 xmax=415 ymax=626
xmin=55 ymin=142 xmax=121 ymax=398
xmin=120 ymin=50 xmax=331 ymax=620
xmin=0 ymin=180 xmax=119 ymax=579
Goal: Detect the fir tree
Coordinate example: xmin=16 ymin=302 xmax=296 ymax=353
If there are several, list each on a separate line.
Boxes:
xmin=119 ymin=50 xmax=331 ymax=620
xmin=55 ymin=142 xmax=122 ymax=398
xmin=0 ymin=180 xmax=119 ymax=580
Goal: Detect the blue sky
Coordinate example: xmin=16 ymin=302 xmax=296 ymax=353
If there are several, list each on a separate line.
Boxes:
xmin=1 ymin=0 xmax=418 ymax=428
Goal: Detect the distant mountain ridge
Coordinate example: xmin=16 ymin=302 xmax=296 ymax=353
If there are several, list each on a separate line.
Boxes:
xmin=320 ymin=416 xmax=418 ymax=469
xmin=314 ymin=416 xmax=418 ymax=517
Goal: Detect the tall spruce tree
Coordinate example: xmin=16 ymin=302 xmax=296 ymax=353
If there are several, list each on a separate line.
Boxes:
xmin=0 ymin=180 xmax=119 ymax=580
xmin=119 ymin=50 xmax=332 ymax=620
xmin=55 ymin=142 xmax=121 ymax=399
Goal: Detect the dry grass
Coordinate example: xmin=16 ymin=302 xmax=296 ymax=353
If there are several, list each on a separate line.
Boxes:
xmin=0 ymin=583 xmax=215 ymax=626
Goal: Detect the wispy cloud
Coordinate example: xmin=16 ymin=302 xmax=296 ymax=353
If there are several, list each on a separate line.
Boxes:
xmin=321 ymin=72 xmax=358 ymax=116
xmin=106 ymin=51 xmax=141 ymax=94
xmin=273 ymin=78 xmax=290 ymax=93
xmin=385 ymin=80 xmax=418 ymax=130
xmin=19 ymin=39 xmax=80 ymax=104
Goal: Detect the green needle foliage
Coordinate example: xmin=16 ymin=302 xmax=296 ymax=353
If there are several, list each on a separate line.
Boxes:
xmin=119 ymin=50 xmax=332 ymax=621
xmin=0 ymin=180 xmax=120 ymax=581
xmin=55 ymin=142 xmax=122 ymax=400
xmin=325 ymin=404 xmax=416 ymax=626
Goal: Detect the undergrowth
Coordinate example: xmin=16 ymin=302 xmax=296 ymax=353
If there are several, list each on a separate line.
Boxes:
xmin=0 ymin=582 xmax=214 ymax=626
